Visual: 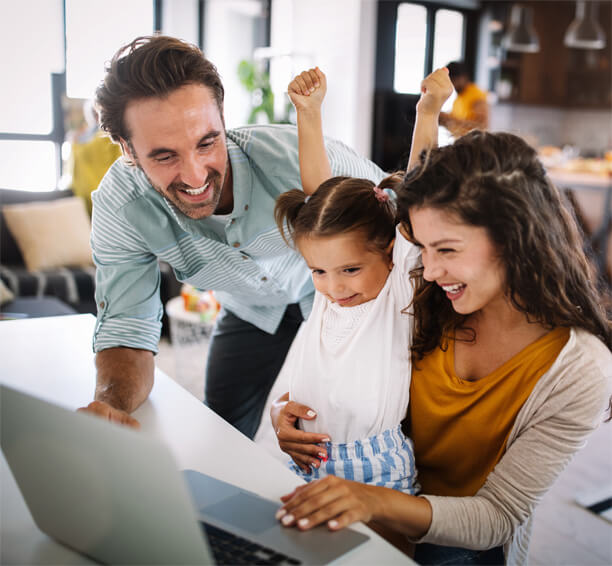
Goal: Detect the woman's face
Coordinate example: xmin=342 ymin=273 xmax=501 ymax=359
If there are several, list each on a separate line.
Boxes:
xmin=409 ymin=206 xmax=507 ymax=316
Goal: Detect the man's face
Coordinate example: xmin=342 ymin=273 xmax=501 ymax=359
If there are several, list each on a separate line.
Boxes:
xmin=122 ymin=84 xmax=231 ymax=219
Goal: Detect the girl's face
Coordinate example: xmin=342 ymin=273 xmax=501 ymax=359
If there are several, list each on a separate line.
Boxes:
xmin=298 ymin=231 xmax=393 ymax=307
xmin=409 ymin=206 xmax=507 ymax=316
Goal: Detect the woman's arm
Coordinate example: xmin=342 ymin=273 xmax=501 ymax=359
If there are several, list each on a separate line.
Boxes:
xmin=287 ymin=67 xmax=332 ymax=195
xmin=277 ymin=341 xmax=611 ymax=549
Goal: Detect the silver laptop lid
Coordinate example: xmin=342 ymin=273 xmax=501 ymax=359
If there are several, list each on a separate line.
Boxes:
xmin=0 ymin=384 xmax=213 ymax=565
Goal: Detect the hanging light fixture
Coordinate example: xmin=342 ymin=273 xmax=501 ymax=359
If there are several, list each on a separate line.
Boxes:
xmin=502 ymin=4 xmax=540 ymax=53
xmin=564 ymin=1 xmax=606 ymax=49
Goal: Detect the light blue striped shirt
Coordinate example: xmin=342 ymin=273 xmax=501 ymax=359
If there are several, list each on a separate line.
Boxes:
xmin=91 ymin=124 xmax=385 ymax=353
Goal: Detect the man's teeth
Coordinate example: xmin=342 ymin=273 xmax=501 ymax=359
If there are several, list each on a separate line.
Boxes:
xmin=442 ymin=283 xmax=465 ymax=293
xmin=183 ymin=183 xmax=209 ymax=196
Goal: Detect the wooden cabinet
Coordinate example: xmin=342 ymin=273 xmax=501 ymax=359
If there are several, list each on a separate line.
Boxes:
xmin=488 ymin=0 xmax=611 ymax=108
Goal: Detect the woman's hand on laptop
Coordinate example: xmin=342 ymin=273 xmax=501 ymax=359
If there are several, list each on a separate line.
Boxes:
xmin=78 ymin=400 xmax=140 ymax=428
xmin=276 ymin=476 xmax=379 ymax=531
xmin=271 ymin=392 xmax=330 ymax=473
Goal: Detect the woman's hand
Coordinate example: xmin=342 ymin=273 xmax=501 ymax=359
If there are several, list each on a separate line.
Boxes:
xmin=276 ymin=476 xmax=381 ymax=531
xmin=276 ymin=476 xmax=433 ymax=540
xmin=416 ymin=67 xmax=453 ymax=116
xmin=287 ymin=67 xmax=327 ymax=113
xmin=271 ymin=392 xmax=331 ymax=473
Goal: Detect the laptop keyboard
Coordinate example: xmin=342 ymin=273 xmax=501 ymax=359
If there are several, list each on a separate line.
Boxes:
xmin=200 ymin=521 xmax=302 ymax=565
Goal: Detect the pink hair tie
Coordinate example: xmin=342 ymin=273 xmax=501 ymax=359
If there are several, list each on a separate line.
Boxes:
xmin=373 ymin=186 xmax=390 ymax=203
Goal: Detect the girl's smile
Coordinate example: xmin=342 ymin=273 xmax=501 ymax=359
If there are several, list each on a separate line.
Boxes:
xmin=297 ymin=231 xmax=393 ymax=307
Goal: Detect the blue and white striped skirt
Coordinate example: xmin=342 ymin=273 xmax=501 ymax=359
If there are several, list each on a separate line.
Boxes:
xmin=288 ymin=424 xmax=418 ymax=494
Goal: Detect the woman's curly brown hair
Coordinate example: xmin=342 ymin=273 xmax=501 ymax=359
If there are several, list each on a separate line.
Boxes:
xmin=396 ymin=130 xmax=611 ymax=364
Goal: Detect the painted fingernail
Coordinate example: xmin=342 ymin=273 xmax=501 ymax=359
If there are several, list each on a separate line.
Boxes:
xmin=275 ymin=508 xmax=286 ymax=520
xmin=318 ymin=452 xmax=327 ymax=461
xmin=298 ymin=518 xmax=310 ymax=528
xmin=306 ymin=410 xmax=316 ymax=418
xmin=328 ymin=520 xmax=339 ymax=529
xmin=309 ymin=87 xmax=315 ymax=92
xmin=282 ymin=514 xmax=294 ymax=526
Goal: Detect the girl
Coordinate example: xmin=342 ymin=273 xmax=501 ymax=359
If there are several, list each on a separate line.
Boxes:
xmin=273 ymin=75 xmax=612 ymax=564
xmin=271 ymin=67 xmax=452 ymax=495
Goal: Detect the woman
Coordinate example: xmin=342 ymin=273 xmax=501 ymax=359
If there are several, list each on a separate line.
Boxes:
xmin=272 ymin=127 xmax=611 ymax=564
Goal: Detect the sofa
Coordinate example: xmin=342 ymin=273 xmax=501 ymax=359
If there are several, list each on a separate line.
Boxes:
xmin=0 ymin=188 xmax=181 ymax=332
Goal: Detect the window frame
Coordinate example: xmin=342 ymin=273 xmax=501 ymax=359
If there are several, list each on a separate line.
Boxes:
xmin=375 ymin=0 xmax=480 ymax=92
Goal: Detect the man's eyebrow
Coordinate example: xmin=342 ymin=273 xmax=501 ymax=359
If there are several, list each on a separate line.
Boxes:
xmin=146 ymin=131 xmax=222 ymax=159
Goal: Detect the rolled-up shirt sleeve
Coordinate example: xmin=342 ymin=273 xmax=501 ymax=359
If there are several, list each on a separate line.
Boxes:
xmin=91 ymin=189 xmax=163 ymax=354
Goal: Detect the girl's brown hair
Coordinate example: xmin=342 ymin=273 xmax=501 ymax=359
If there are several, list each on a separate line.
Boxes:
xmin=95 ymin=34 xmax=224 ymax=145
xmin=275 ymin=174 xmax=403 ymax=256
xmin=396 ymin=130 xmax=611 ymax=363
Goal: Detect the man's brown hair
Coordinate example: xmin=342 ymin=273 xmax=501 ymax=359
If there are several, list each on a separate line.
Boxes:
xmin=95 ymin=34 xmax=224 ymax=144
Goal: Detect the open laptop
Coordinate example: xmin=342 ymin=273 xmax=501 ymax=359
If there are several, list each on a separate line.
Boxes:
xmin=0 ymin=384 xmax=369 ymax=565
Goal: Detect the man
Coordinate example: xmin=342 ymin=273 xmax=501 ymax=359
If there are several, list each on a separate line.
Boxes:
xmin=439 ymin=61 xmax=489 ymax=138
xmin=79 ymin=35 xmax=384 ymax=439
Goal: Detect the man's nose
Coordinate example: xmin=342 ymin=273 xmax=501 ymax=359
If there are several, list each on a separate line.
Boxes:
xmin=179 ymin=155 xmax=207 ymax=188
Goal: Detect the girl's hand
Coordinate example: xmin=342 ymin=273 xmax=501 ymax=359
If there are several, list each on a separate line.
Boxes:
xmin=271 ymin=392 xmax=331 ymax=473
xmin=287 ymin=67 xmax=327 ymax=112
xmin=416 ymin=67 xmax=453 ymax=116
xmin=276 ymin=476 xmax=380 ymax=531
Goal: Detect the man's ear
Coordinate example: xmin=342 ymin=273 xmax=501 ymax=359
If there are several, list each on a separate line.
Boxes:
xmin=119 ymin=137 xmax=133 ymax=161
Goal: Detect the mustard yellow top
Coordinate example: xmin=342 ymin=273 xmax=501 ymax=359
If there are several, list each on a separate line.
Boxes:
xmin=451 ymin=82 xmax=488 ymax=123
xmin=409 ymin=327 xmax=570 ymax=497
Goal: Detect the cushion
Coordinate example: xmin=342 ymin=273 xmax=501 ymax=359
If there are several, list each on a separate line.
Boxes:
xmin=0 ymin=188 xmax=74 ymax=265
xmin=3 ymin=196 xmax=94 ymax=272
xmin=0 ymin=278 xmax=14 ymax=305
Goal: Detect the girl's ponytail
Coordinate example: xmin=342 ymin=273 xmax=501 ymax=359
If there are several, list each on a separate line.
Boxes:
xmin=274 ymin=188 xmax=309 ymax=247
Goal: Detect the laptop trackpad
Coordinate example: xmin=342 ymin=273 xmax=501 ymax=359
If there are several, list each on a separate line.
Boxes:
xmin=203 ymin=492 xmax=279 ymax=535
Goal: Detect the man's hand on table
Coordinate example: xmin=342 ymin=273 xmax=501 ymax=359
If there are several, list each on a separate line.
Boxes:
xmin=78 ymin=400 xmax=140 ymax=428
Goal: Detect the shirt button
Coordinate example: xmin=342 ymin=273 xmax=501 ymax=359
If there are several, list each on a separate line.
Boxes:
xmin=261 ymin=276 xmax=267 ymax=282
xmin=244 ymin=204 xmax=249 ymax=211
xmin=99 ymin=301 xmax=105 ymax=308
xmin=233 ymin=242 xmax=240 ymax=248
xmin=242 ymin=255 xmax=248 ymax=260
xmin=230 ymin=218 xmax=236 ymax=224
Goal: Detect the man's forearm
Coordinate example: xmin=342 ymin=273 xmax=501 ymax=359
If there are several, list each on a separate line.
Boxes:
xmin=95 ymin=347 xmax=155 ymax=413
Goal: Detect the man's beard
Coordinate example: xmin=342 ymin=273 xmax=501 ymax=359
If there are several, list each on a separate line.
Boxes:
xmin=140 ymin=165 xmax=226 ymax=220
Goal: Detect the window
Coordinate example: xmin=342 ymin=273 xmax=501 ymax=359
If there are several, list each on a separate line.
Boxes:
xmin=394 ymin=4 xmax=428 ymax=94
xmin=0 ymin=0 xmax=155 ymax=191
xmin=393 ymin=2 xmax=466 ymax=94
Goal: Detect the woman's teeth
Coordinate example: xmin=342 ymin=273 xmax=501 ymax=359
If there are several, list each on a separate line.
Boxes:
xmin=442 ymin=283 xmax=465 ymax=293
xmin=183 ymin=183 xmax=209 ymax=196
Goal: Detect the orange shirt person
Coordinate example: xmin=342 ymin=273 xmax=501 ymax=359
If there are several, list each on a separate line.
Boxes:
xmin=440 ymin=61 xmax=489 ymax=138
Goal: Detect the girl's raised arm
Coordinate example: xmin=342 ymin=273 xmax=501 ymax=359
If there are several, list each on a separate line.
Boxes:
xmin=287 ymin=67 xmax=332 ymax=195
xmin=407 ymin=68 xmax=453 ymax=171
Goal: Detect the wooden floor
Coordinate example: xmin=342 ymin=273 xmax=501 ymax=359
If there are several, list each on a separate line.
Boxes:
xmin=156 ymin=337 xmax=612 ymax=565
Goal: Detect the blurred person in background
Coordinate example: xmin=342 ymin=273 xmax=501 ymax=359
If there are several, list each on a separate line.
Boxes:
xmin=440 ymin=61 xmax=489 ymax=138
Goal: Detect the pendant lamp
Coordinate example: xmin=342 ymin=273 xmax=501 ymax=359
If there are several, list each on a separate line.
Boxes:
xmin=502 ymin=4 xmax=540 ymax=53
xmin=564 ymin=1 xmax=606 ymax=49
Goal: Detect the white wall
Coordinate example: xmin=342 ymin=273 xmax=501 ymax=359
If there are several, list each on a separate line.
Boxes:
xmin=270 ymin=0 xmax=378 ymax=158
